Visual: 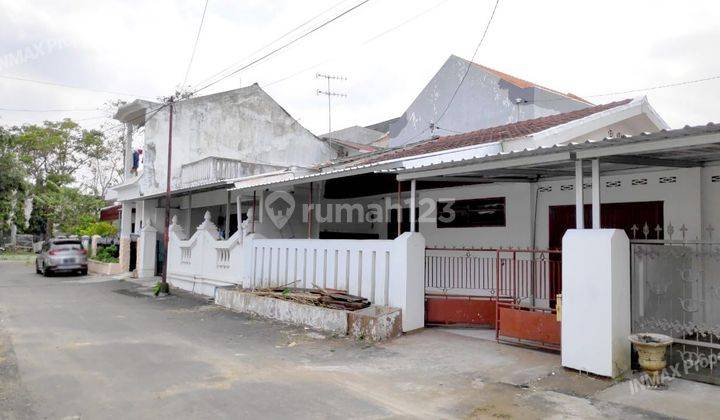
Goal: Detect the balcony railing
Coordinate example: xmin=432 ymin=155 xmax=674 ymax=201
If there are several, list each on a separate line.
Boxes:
xmin=178 ymin=156 xmax=246 ymax=188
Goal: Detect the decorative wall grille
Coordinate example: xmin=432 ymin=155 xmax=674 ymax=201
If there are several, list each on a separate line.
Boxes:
xmin=631 ymin=240 xmax=720 ymax=385
xmin=632 ymin=178 xmax=648 ymax=186
xmin=560 ymin=184 xmax=574 ymax=191
xmin=659 ymin=176 xmax=677 ymax=184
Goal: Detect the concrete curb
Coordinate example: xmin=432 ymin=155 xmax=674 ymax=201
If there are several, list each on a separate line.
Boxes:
xmin=215 ymin=288 xmax=402 ymax=341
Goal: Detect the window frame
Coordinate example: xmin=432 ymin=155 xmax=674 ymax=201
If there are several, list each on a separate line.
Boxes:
xmin=436 ymin=196 xmax=507 ymax=228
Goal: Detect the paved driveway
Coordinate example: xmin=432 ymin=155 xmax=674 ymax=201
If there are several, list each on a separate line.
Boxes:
xmin=0 ymin=261 xmax=679 ymax=419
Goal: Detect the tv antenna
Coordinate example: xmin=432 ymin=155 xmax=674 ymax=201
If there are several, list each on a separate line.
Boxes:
xmin=316 ymin=73 xmax=346 ymax=133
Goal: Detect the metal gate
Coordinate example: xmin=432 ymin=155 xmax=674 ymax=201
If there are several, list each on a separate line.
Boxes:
xmin=631 ymin=240 xmax=720 ymax=385
xmin=424 ymin=247 xmax=562 ymax=351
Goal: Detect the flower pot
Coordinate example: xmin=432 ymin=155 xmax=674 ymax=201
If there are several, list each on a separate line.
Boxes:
xmin=628 ymin=333 xmax=673 ymax=388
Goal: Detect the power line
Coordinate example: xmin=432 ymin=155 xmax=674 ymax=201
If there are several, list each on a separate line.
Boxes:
xmin=97 ymin=102 xmax=169 ymax=135
xmin=263 ymin=0 xmax=449 ymax=88
xmin=531 ymin=74 xmax=720 ymax=104
xmin=435 ymin=0 xmax=500 ymax=125
xmin=0 ymin=74 xmax=156 ymax=99
xmin=0 ymin=107 xmax=100 ymax=112
xmin=192 ymin=0 xmax=353 ymax=90
xmin=191 ymin=0 xmax=372 ymax=96
xmin=588 ymin=74 xmax=720 ymax=97
xmin=182 ymin=0 xmax=210 ymax=87
xmin=401 ymin=0 xmax=500 ymax=145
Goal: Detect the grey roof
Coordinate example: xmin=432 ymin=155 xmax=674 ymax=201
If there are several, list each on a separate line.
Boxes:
xmin=319 ymin=125 xmax=385 ymax=146
xmin=364 ymin=117 xmax=400 ymax=134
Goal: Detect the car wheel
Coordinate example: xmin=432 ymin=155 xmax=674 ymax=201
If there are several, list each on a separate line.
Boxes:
xmin=35 ymin=260 xmax=42 ymax=274
xmin=42 ymin=264 xmax=52 ymax=277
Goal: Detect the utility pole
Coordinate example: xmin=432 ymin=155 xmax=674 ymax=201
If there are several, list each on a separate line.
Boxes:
xmin=159 ymin=96 xmax=174 ymax=295
xmin=316 ymin=73 xmax=346 ymax=133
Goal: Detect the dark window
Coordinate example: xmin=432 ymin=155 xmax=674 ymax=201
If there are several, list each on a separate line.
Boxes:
xmin=51 ymin=240 xmax=83 ymax=250
xmin=436 ymin=197 xmax=506 ymax=228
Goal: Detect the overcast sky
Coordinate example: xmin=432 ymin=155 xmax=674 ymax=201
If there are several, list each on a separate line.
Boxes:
xmin=1 ymin=0 xmax=719 ymax=135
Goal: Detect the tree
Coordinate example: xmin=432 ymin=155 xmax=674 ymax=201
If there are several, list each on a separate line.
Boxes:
xmin=31 ymin=182 xmax=105 ymax=236
xmin=82 ymin=100 xmax=127 ymax=197
xmin=9 ymin=119 xmax=110 ymax=238
xmin=0 ymin=128 xmax=28 ymax=235
xmin=12 ymin=119 xmax=106 ymax=189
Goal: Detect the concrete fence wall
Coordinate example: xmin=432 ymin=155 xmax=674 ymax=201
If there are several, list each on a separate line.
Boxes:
xmin=167 ymin=212 xmax=244 ymax=286
xmin=243 ymin=232 xmax=425 ymax=331
xmin=166 ymin=210 xmax=425 ymax=331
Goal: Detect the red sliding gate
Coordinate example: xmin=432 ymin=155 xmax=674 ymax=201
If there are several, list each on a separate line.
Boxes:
xmin=425 ymin=247 xmax=562 ymax=351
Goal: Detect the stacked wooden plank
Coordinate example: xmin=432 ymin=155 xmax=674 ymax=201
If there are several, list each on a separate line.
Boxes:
xmin=251 ymin=286 xmax=371 ymax=311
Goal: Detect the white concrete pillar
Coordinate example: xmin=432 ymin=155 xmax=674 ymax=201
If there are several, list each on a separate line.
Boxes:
xmin=561 ymin=229 xmax=630 ymax=378
xmin=592 ymin=159 xmax=601 ymax=229
xmin=574 ymin=160 xmax=584 ymax=229
xmin=186 ymin=194 xmax=192 ymax=236
xmin=123 ymin=123 xmax=134 ymax=178
xmin=137 ymin=223 xmax=157 ymax=278
xmin=119 ymin=202 xmax=133 ymax=271
xmin=409 ymin=179 xmax=417 ymax=232
xmin=134 ymin=201 xmax=144 ymax=234
xmin=236 ymin=194 xmax=242 ymax=238
xmin=225 ymin=190 xmax=231 ymax=239
xmin=90 ymin=235 xmax=100 ymax=257
xmin=137 ymin=200 xmax=158 ymax=278
xmin=389 ymin=232 xmax=426 ymax=332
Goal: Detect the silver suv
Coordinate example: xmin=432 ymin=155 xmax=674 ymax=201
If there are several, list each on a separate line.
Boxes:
xmin=35 ymin=239 xmax=88 ymax=276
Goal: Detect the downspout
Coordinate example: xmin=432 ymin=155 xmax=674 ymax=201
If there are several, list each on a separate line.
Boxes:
xmin=530 ymin=177 xmax=540 ymax=306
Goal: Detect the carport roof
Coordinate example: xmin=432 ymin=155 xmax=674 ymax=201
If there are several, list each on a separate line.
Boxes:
xmin=227 ymin=123 xmax=720 ymax=191
xmin=394 ymin=123 xmax=720 ymax=181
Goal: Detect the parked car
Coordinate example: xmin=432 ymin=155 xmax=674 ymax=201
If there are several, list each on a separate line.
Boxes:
xmin=35 ymin=239 xmax=88 ymax=276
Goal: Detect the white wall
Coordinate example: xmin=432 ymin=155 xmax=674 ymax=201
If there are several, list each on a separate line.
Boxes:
xmin=418 ymin=183 xmax=534 ymax=248
xmin=373 ymin=166 xmax=712 ymax=251
xmin=140 ymin=85 xmax=336 ymax=197
xmin=535 ymin=167 xmax=704 ymax=248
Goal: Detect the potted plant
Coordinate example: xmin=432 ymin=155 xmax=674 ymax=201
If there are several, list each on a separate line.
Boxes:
xmin=628 ymin=333 xmax=673 ymax=388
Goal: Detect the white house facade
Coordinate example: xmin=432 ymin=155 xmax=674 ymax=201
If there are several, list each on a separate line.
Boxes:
xmin=107 ymin=73 xmax=720 ymax=384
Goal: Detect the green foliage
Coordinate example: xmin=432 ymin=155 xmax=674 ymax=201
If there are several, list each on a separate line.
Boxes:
xmin=32 ymin=184 xmax=105 ymax=236
xmin=1 ymin=119 xmax=115 ymax=238
xmin=12 ymin=119 xmax=106 ymax=187
xmin=152 ymin=282 xmax=162 ymax=296
xmin=92 ymin=244 xmax=118 ymax=263
xmin=77 ymin=221 xmax=118 ymax=237
xmin=0 ymin=128 xmax=28 ymax=228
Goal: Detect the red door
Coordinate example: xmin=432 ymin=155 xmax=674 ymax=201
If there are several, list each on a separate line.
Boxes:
xmin=547 ymin=201 xmax=664 ymax=303
xmin=549 ymin=201 xmax=664 ymax=249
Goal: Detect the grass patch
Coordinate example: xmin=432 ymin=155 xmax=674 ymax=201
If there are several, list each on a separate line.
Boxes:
xmin=0 ymin=250 xmax=35 ymax=262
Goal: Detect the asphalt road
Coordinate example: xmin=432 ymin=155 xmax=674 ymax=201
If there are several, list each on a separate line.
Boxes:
xmin=0 ymin=260 xmax=670 ymax=419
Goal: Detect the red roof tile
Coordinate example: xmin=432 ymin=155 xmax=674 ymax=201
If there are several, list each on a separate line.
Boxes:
xmin=470 ymin=62 xmax=592 ymax=104
xmin=354 ymin=99 xmax=632 ymax=165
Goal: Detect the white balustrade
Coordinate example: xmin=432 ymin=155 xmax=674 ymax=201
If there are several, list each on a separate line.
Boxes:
xmin=179 ymin=157 xmax=247 ymax=188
